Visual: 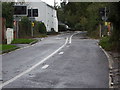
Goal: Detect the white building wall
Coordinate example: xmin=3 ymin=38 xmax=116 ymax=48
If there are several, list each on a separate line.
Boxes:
xmin=26 ymin=2 xmax=58 ymax=32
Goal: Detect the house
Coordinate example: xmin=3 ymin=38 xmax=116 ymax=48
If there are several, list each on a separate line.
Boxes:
xmin=26 ymin=1 xmax=58 ymax=32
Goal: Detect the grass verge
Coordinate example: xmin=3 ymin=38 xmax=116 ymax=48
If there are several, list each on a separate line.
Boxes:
xmin=0 ymin=44 xmax=19 ymax=54
xmin=11 ymin=39 xmax=37 ymax=44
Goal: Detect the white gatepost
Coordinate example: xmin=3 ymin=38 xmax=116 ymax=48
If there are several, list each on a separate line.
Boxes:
xmin=6 ymin=28 xmax=14 ymax=44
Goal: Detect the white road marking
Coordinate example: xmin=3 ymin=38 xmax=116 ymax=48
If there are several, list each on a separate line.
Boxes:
xmin=59 ymin=52 xmax=64 ymax=55
xmin=55 ymin=38 xmax=61 ymax=40
xmin=98 ymin=45 xmax=113 ymax=88
xmin=69 ymin=32 xmax=79 ymax=44
xmin=41 ymin=65 xmax=49 ymax=69
xmin=0 ymin=37 xmax=68 ymax=88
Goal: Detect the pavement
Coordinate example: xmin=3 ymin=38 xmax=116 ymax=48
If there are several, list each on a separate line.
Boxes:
xmin=1 ymin=31 xmax=109 ymax=88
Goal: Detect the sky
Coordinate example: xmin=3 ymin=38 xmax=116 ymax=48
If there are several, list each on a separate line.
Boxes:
xmin=41 ymin=0 xmax=62 ymax=6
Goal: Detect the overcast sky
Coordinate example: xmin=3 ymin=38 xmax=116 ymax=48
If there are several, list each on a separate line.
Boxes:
xmin=41 ymin=0 xmax=62 ymax=6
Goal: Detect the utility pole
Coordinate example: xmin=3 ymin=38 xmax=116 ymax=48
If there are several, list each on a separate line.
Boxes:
xmin=104 ymin=7 xmax=107 ymax=37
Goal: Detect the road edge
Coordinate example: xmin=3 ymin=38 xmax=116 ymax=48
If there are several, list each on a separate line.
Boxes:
xmin=99 ymin=45 xmax=113 ymax=88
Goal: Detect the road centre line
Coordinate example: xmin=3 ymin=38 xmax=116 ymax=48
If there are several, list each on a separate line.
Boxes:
xmin=69 ymin=32 xmax=79 ymax=44
xmin=0 ymin=37 xmax=69 ymax=88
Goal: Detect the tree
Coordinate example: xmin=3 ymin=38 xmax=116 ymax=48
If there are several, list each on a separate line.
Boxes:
xmin=2 ymin=2 xmax=14 ymax=28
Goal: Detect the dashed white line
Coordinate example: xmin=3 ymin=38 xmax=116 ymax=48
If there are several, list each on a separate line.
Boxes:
xmin=59 ymin=52 xmax=64 ymax=55
xmin=41 ymin=65 xmax=49 ymax=69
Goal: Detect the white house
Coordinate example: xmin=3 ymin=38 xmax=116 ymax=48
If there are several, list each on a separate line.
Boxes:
xmin=26 ymin=1 xmax=58 ymax=32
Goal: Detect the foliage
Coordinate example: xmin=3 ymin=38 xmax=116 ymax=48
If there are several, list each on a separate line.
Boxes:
xmin=58 ymin=2 xmax=91 ymax=29
xmin=19 ymin=17 xmax=31 ymax=38
xmin=109 ymin=2 xmax=120 ymax=43
xmin=75 ymin=23 xmax=82 ymax=30
xmin=2 ymin=2 xmax=14 ymax=28
xmin=99 ymin=37 xmax=112 ymax=51
xmin=35 ymin=22 xmax=47 ymax=34
xmin=11 ymin=39 xmax=36 ymax=44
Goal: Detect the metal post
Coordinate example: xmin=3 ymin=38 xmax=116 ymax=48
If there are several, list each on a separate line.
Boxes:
xmin=31 ymin=8 xmax=33 ymax=37
xmin=104 ymin=7 xmax=107 ymax=37
xmin=105 ymin=7 xmax=107 ymax=22
xmin=16 ymin=20 xmax=19 ymax=38
xmin=99 ymin=24 xmax=102 ymax=38
xmin=15 ymin=16 xmax=19 ymax=38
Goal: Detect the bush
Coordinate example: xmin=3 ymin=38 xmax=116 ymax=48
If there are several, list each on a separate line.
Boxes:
xmin=37 ymin=22 xmax=47 ymax=34
xmin=99 ymin=37 xmax=112 ymax=51
xmin=75 ymin=23 xmax=82 ymax=31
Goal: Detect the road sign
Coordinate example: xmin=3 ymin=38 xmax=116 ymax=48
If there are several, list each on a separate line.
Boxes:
xmin=13 ymin=5 xmax=27 ymax=16
xmin=32 ymin=22 xmax=34 ymax=27
xmin=29 ymin=17 xmax=35 ymax=21
xmin=102 ymin=16 xmax=108 ymax=21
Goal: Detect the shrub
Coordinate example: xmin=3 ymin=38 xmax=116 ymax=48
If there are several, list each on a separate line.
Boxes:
xmin=75 ymin=23 xmax=82 ymax=31
xmin=99 ymin=37 xmax=112 ymax=51
xmin=37 ymin=22 xmax=47 ymax=34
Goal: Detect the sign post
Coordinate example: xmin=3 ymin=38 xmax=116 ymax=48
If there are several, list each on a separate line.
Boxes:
xmin=31 ymin=8 xmax=34 ymax=37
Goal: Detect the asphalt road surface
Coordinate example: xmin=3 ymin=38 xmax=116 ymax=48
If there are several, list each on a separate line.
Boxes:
xmin=1 ymin=31 xmax=109 ymax=88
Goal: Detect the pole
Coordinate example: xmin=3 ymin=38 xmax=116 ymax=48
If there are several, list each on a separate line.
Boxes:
xmin=16 ymin=21 xmax=19 ymax=38
xmin=105 ymin=7 xmax=107 ymax=22
xmin=31 ymin=8 xmax=33 ymax=37
xmin=103 ymin=7 xmax=107 ymax=37
xmin=99 ymin=24 xmax=102 ymax=38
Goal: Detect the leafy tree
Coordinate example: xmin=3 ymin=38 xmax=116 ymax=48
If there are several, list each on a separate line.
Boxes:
xmin=2 ymin=2 xmax=14 ymax=28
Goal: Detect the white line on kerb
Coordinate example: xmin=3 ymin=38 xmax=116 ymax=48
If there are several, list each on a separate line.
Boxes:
xmin=0 ymin=37 xmax=68 ymax=88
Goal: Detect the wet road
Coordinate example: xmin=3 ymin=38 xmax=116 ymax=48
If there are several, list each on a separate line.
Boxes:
xmin=1 ymin=31 xmax=109 ymax=88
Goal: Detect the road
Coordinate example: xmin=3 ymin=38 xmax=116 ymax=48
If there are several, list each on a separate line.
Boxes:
xmin=1 ymin=31 xmax=109 ymax=88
